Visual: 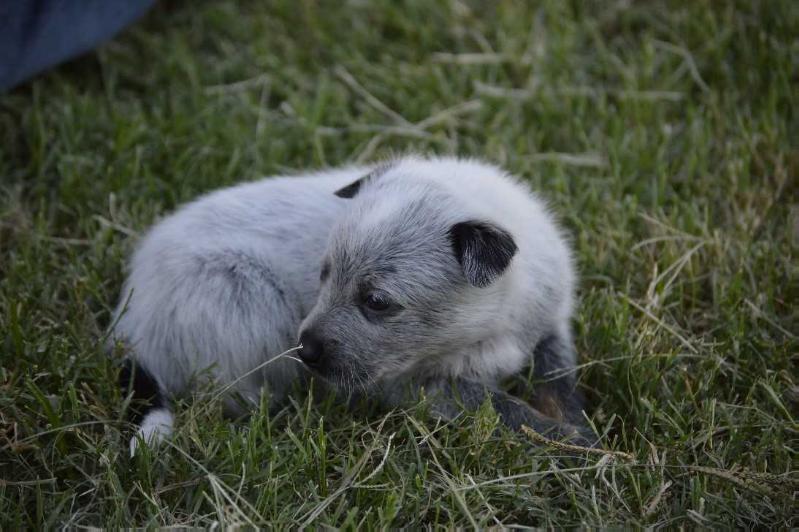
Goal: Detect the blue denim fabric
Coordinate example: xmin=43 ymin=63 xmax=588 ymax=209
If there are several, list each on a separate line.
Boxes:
xmin=0 ymin=0 xmax=155 ymax=90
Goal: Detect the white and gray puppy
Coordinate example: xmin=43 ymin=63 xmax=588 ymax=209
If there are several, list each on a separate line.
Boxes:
xmin=112 ymin=156 xmax=590 ymax=453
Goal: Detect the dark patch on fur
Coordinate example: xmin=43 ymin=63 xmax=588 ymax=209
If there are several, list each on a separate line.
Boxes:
xmin=531 ymin=334 xmax=585 ymax=425
xmin=119 ymin=359 xmax=164 ymax=425
xmin=448 ymin=220 xmax=518 ymax=287
xmin=196 ymin=250 xmax=302 ymax=322
xmin=417 ymin=308 xmax=444 ymax=328
xmin=375 ymin=263 xmax=397 ymax=275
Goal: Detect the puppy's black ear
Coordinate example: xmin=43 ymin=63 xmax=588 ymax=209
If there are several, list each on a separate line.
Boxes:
xmin=334 ymin=177 xmax=366 ymax=198
xmin=334 ymin=162 xmax=394 ymax=199
xmin=448 ymin=221 xmax=517 ymax=287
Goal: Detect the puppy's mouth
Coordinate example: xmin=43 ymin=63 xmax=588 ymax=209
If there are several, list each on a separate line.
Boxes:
xmin=301 ymin=358 xmax=374 ymax=393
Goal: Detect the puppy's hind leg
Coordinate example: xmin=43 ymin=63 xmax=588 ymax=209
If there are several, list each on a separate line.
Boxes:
xmin=119 ymin=359 xmax=174 ymax=456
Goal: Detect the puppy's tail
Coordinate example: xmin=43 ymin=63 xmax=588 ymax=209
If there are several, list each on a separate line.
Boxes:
xmin=119 ymin=359 xmax=174 ymax=456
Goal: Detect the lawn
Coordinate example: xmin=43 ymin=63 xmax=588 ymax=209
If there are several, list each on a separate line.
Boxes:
xmin=0 ymin=0 xmax=796 ymax=527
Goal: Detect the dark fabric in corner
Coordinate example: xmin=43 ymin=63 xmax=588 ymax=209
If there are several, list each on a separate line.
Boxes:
xmin=0 ymin=0 xmax=156 ymax=91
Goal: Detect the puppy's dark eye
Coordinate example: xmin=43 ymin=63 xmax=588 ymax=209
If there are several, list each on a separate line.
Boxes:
xmin=320 ymin=262 xmax=331 ymax=282
xmin=363 ymin=293 xmax=391 ymax=312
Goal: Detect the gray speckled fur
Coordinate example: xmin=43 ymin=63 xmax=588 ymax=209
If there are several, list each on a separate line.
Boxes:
xmin=112 ymin=156 xmax=587 ymax=449
xmin=112 ymin=167 xmax=362 ymax=419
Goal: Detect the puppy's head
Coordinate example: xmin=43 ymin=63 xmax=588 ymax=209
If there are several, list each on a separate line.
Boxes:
xmin=297 ymin=160 xmax=518 ymax=391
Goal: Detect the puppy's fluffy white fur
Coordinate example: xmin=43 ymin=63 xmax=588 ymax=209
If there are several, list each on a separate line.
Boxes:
xmin=112 ymin=156 xmax=577 ymax=450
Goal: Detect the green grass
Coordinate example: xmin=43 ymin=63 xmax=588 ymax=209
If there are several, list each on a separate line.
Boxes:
xmin=1 ymin=0 xmax=797 ymax=527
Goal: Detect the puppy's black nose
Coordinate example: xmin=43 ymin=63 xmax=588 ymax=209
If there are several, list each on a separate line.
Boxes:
xmin=298 ymin=330 xmax=324 ymax=366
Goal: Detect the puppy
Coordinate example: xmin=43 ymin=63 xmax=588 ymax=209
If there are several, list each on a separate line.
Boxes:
xmin=112 ymin=156 xmax=590 ymax=453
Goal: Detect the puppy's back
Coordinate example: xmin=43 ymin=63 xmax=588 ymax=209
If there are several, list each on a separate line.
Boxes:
xmin=111 ymin=167 xmax=363 ymax=396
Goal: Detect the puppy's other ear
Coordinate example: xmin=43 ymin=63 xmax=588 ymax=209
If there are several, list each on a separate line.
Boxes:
xmin=334 ymin=177 xmax=365 ymax=198
xmin=334 ymin=162 xmax=394 ymax=199
xmin=448 ymin=221 xmax=517 ymax=287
